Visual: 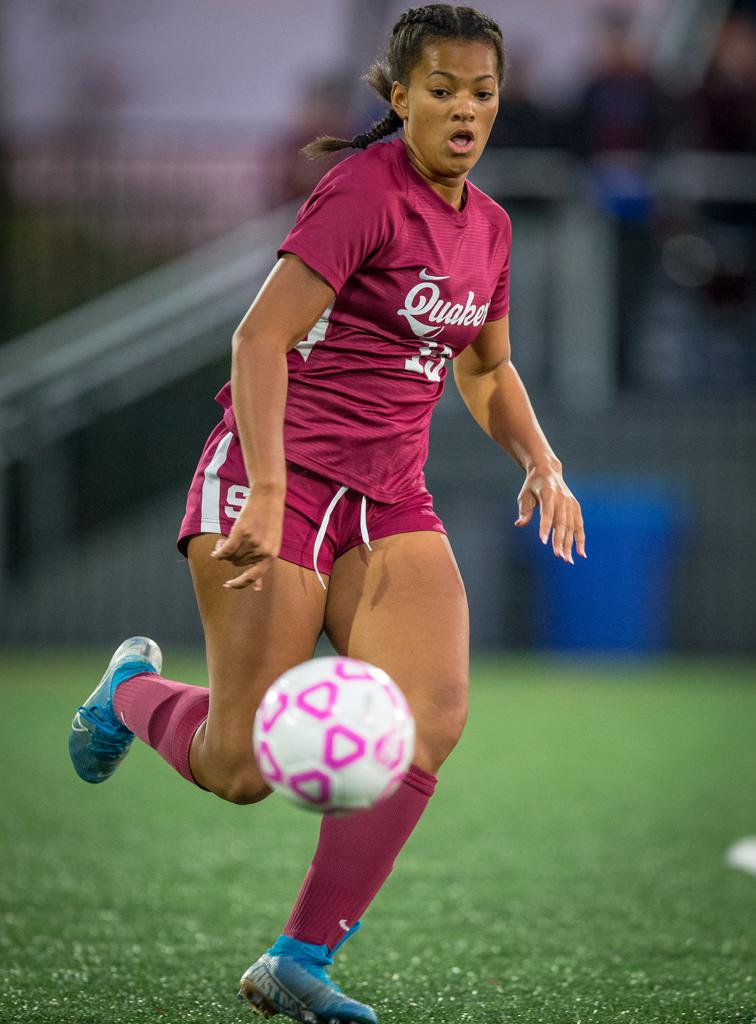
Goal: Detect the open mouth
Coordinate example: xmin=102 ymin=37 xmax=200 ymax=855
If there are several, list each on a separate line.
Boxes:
xmin=448 ymin=130 xmax=475 ymax=154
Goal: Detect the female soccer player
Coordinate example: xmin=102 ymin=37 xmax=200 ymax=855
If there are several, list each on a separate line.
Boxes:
xmin=69 ymin=6 xmax=585 ymax=1023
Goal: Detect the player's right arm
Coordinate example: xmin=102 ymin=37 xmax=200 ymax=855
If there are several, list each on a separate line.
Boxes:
xmin=211 ymin=254 xmax=335 ymax=590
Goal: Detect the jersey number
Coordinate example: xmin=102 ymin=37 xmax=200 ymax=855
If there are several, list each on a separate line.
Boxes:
xmin=404 ymin=340 xmax=453 ymax=382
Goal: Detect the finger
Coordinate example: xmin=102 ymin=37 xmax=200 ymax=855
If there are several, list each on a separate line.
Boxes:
xmin=538 ymin=490 xmax=555 ymax=545
xmin=223 ymin=564 xmax=265 ymax=590
xmin=562 ymin=525 xmax=576 ymax=565
xmin=553 ymin=502 xmax=575 ymax=563
xmin=223 ymin=553 xmax=275 ymax=590
xmin=551 ymin=514 xmax=569 ymax=561
xmin=515 ymin=491 xmax=536 ymax=527
xmin=214 ymin=535 xmax=267 ymax=566
xmin=211 ymin=534 xmax=239 ymax=560
xmin=575 ymin=510 xmax=587 ymax=558
xmin=231 ymin=550 xmax=267 ymax=568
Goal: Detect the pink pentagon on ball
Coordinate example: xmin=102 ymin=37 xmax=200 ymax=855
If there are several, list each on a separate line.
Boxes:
xmin=333 ymin=658 xmax=375 ymax=681
xmin=255 ymin=740 xmax=284 ymax=784
xmin=296 ymin=681 xmax=338 ymax=720
xmin=260 ymin=692 xmax=288 ymax=734
xmin=380 ymin=680 xmax=410 ymax=716
xmin=374 ymin=731 xmax=406 ymax=771
xmin=324 ymin=724 xmax=367 ymax=770
xmin=288 ymin=770 xmax=332 ymax=806
xmin=381 ymin=681 xmax=400 ymax=707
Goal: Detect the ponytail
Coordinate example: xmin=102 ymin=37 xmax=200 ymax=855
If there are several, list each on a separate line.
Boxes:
xmin=302 ymin=108 xmax=402 ymax=160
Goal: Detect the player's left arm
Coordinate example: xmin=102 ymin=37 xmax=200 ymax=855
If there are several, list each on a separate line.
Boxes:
xmin=453 ymin=315 xmax=586 ymax=563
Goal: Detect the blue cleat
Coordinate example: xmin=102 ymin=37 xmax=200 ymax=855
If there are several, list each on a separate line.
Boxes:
xmin=238 ymin=930 xmax=377 ymax=1024
xmin=68 ymin=636 xmax=162 ymax=784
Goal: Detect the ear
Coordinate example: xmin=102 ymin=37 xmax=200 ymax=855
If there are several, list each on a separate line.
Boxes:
xmin=391 ymin=80 xmax=409 ymax=122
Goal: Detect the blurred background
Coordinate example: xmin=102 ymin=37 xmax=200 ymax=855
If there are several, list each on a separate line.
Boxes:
xmin=0 ymin=0 xmax=754 ymax=656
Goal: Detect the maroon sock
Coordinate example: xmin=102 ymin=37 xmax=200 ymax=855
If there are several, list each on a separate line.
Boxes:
xmin=284 ymin=764 xmax=437 ymax=950
xmin=113 ymin=674 xmax=209 ymax=786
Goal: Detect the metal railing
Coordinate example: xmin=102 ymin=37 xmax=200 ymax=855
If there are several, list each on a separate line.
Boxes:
xmin=0 ymin=201 xmax=300 ymax=465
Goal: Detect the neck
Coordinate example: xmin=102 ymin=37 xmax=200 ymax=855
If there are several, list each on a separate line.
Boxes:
xmin=402 ymin=140 xmax=467 ymax=211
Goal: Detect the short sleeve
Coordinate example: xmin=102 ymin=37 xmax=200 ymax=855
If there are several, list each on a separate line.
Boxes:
xmin=278 ymin=158 xmax=390 ymax=294
xmin=485 ymin=210 xmax=512 ymax=321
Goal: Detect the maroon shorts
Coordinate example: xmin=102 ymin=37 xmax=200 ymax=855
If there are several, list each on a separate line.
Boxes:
xmin=178 ymin=421 xmax=446 ymax=582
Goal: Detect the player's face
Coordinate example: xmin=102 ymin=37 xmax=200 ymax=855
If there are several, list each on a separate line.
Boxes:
xmin=392 ymin=39 xmax=500 ymax=181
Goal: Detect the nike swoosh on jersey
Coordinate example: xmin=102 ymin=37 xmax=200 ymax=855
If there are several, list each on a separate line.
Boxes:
xmin=418 ymin=268 xmax=450 ymax=281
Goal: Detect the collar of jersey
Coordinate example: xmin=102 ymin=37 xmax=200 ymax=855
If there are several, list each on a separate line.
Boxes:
xmin=395 ymin=139 xmax=472 ymax=227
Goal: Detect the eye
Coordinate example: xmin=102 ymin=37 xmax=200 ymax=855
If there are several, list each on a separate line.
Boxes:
xmin=430 ymin=88 xmax=450 ymax=98
xmin=476 ymin=91 xmax=494 ymax=100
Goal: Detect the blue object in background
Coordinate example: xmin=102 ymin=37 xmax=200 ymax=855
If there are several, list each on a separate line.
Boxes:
xmin=589 ymin=159 xmax=655 ymax=223
xmin=527 ymin=478 xmax=686 ymax=653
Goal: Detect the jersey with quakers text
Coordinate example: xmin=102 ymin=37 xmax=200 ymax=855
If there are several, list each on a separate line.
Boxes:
xmin=217 ymin=137 xmax=511 ymax=503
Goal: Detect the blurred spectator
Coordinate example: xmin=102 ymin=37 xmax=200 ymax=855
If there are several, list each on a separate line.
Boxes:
xmin=568 ymin=9 xmax=668 ymax=382
xmin=573 ymin=8 xmax=663 ymax=158
xmin=62 ymin=56 xmax=131 ymax=150
xmin=488 ymin=51 xmax=555 ymax=149
xmin=568 ymin=9 xmax=667 ymax=228
xmin=264 ymin=72 xmax=355 ymax=207
xmin=687 ymin=14 xmax=756 ymax=152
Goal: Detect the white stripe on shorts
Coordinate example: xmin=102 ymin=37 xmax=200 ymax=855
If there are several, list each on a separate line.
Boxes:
xmin=200 ymin=430 xmax=234 ymax=533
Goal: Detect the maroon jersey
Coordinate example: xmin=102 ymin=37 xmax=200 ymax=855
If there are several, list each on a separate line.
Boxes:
xmin=218 ymin=138 xmax=511 ymax=502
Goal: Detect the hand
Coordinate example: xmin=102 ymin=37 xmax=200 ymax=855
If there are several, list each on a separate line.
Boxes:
xmin=515 ymin=465 xmax=586 ymax=564
xmin=210 ymin=485 xmax=284 ymax=590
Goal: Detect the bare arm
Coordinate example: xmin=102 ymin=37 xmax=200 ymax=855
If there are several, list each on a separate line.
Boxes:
xmin=211 ymin=254 xmax=335 ymax=589
xmin=454 ymin=316 xmax=586 ymax=562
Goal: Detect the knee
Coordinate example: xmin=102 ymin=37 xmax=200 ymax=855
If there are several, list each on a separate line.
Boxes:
xmin=432 ymin=704 xmax=469 ymax=766
xmin=204 ymin=752 xmax=271 ymax=805
xmin=211 ymin=771 xmax=272 ymax=805
xmin=414 ymin=684 xmax=469 ymax=774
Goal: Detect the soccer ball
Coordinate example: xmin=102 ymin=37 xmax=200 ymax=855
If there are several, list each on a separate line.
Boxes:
xmin=252 ymin=656 xmax=415 ymax=814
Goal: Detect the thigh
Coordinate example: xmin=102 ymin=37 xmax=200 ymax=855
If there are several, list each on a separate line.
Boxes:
xmin=324 ymin=531 xmax=469 ymax=774
xmin=188 ymin=533 xmax=327 ymax=784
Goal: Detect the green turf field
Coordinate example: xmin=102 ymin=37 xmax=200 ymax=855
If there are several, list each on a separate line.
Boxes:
xmin=1 ymin=651 xmax=755 ymax=1024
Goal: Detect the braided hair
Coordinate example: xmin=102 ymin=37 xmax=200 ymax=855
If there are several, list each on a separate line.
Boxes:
xmin=302 ymin=5 xmax=505 ymax=159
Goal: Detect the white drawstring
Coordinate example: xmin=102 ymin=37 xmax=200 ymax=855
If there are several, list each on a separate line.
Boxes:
xmin=313 ymin=486 xmax=348 ymax=589
xmin=359 ymin=495 xmax=373 ymax=552
xmin=312 ymin=487 xmax=373 ymax=590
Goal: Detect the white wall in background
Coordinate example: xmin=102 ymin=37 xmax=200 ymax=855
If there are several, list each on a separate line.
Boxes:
xmin=2 ymin=0 xmax=352 ymax=131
